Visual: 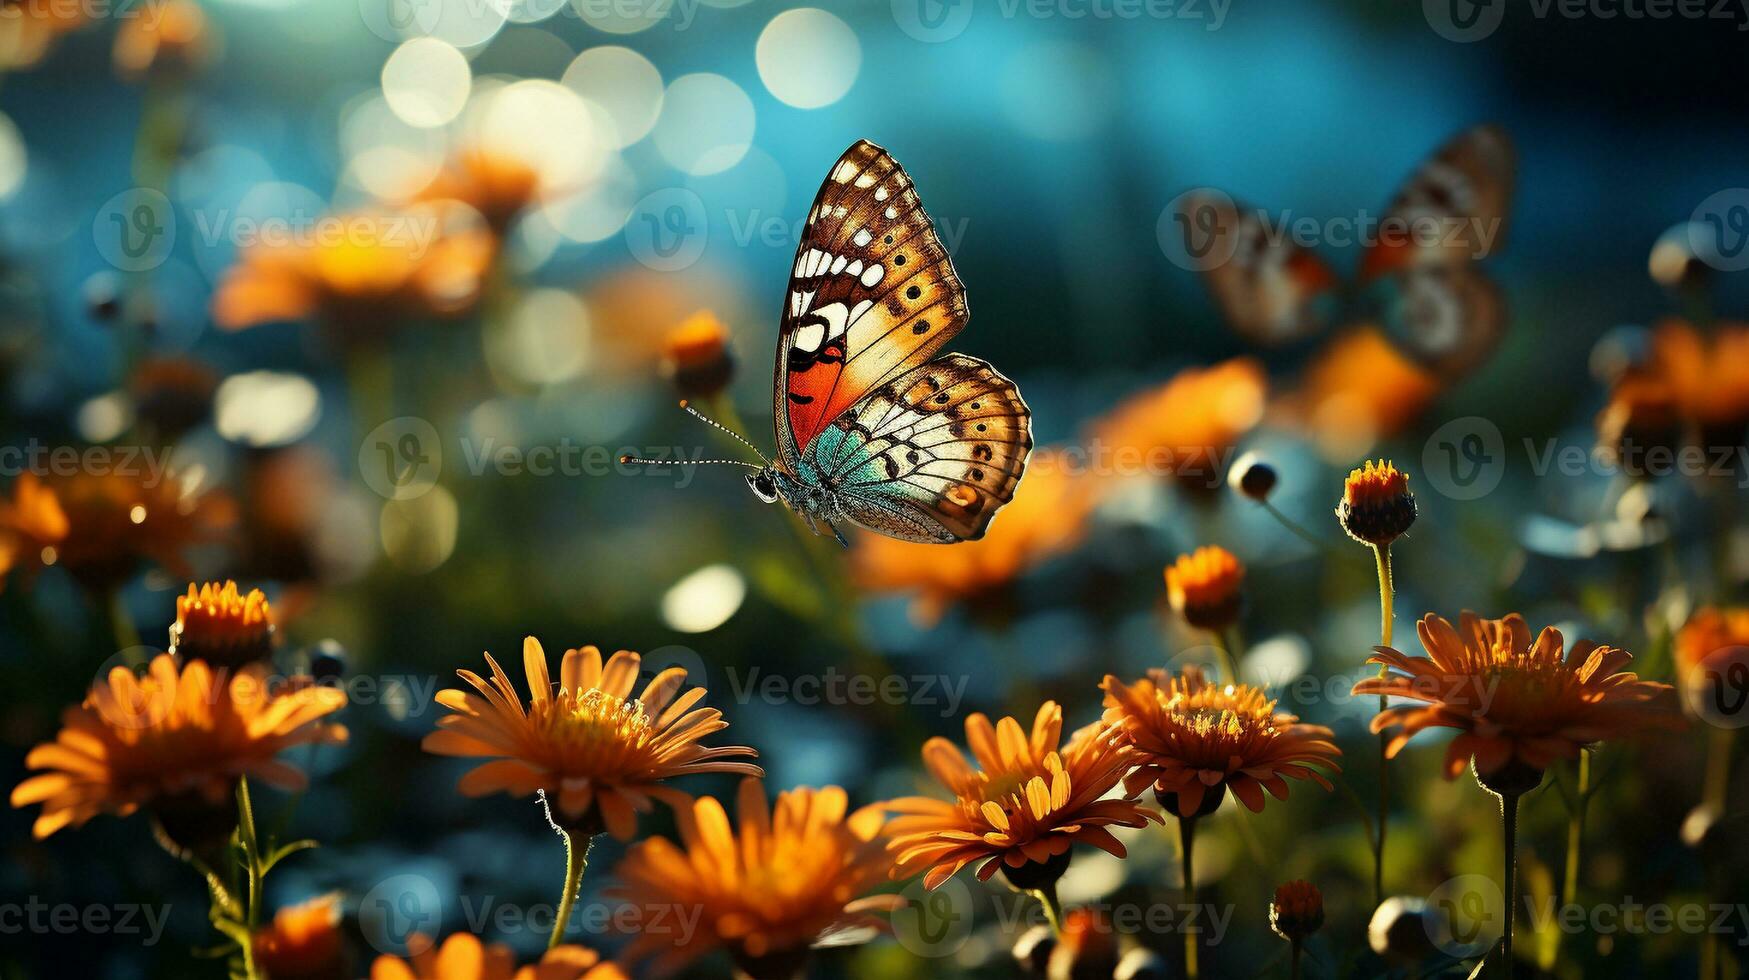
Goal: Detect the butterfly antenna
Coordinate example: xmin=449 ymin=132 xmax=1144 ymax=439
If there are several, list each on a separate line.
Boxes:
xmin=618 ymin=453 xmax=763 ymax=470
xmin=676 ymin=399 xmax=771 ymax=467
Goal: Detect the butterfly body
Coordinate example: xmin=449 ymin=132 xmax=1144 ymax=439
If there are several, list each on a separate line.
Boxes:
xmin=741 ymin=140 xmax=1032 ymax=546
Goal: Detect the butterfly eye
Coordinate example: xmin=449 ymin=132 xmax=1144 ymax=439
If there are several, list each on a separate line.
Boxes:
xmin=745 ymin=472 xmax=780 ymax=504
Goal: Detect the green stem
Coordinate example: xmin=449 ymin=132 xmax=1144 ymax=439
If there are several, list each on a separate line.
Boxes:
xmin=1213 ymin=625 xmax=1244 ymax=686
xmin=548 ymin=829 xmax=590 ymax=950
xmin=1704 ymin=727 xmax=1733 ymax=818
xmin=1180 ymin=816 xmax=1199 ymax=980
xmin=1032 ymin=884 xmax=1064 ymax=936
xmin=1561 ymin=750 xmax=1589 ymax=910
xmin=107 ymin=588 xmax=143 ymax=656
xmin=1261 ymin=500 xmax=1332 ymax=552
xmin=1290 ymin=938 xmax=1302 ymax=980
xmin=1500 ymin=791 xmax=1520 ymax=978
xmin=1372 ymin=542 xmax=1394 ymax=908
xmin=237 ymin=777 xmax=264 ymax=980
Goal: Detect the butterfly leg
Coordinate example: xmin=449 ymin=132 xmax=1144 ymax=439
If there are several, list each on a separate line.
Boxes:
xmin=827 ymin=521 xmax=848 ymax=549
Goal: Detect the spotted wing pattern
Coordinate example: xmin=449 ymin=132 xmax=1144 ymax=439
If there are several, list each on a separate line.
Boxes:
xmin=774 ymin=140 xmax=969 ymax=467
xmin=1374 ymin=264 xmax=1506 ymax=379
xmin=1178 ymin=191 xmax=1342 ymax=346
xmin=1359 ymin=124 xmax=1515 ymax=280
xmin=797 ymin=354 xmax=1031 ymax=543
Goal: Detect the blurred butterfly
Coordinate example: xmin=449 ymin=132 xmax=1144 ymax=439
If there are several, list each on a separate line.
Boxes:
xmin=626 ymin=140 xmax=1033 ymax=547
xmin=1175 ymin=124 xmax=1515 ymax=379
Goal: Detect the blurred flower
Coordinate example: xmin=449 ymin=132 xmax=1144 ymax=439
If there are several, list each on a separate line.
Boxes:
xmin=1165 ymin=545 xmax=1244 ymax=631
xmin=113 ymin=0 xmax=214 ymax=81
xmin=1608 ymin=319 xmax=1749 ymax=447
xmin=169 ymin=580 xmax=275 ymax=669
xmin=1099 ymin=665 xmax=1340 ymax=818
xmin=1355 ymin=612 xmax=1682 ymax=779
xmin=1366 ymin=896 xmax=1438 ymax=963
xmin=0 ymin=0 xmax=92 ymax=70
xmin=128 ymin=355 xmax=218 ymax=440
xmin=1268 ymin=880 xmax=1323 ymax=942
xmin=660 ymin=310 xmax=734 ymax=400
xmin=1335 ymin=459 xmax=1416 ymax=546
xmin=0 ymin=469 xmax=234 ymax=594
xmin=253 ymin=893 xmax=346 ymax=980
xmin=9 ymin=654 xmax=347 ymax=839
xmin=1227 ymin=451 xmax=1277 ymax=501
xmin=1087 ymin=358 xmax=1265 ymax=493
xmin=1048 ymin=907 xmax=1120 ymax=980
xmin=369 ymin=933 xmax=623 ymax=980
xmin=852 ymin=447 xmax=1092 ymax=625
xmin=417 ymin=147 xmax=542 ymax=236
xmin=1595 ymin=375 xmax=1684 ymax=479
xmin=885 ymin=702 xmax=1159 ymax=890
xmin=1649 ymin=223 xmax=1710 ymax=292
xmin=1674 ymin=606 xmax=1749 ymax=697
xmin=235 ymin=446 xmax=347 ymax=588
xmin=422 ymin=639 xmax=762 ymax=838
xmin=1288 ymin=328 xmax=1441 ymax=460
xmin=611 ymin=778 xmax=901 ymax=977
xmin=212 ymin=204 xmax=494 ymax=343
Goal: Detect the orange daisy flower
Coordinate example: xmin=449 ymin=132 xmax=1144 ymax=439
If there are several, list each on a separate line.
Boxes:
xmin=1165 ymin=546 xmax=1244 ymax=631
xmin=0 ymin=469 xmax=233 ymax=594
xmin=212 ymin=204 xmax=494 ymax=341
xmin=1676 ymin=606 xmax=1749 ymax=691
xmin=884 ymin=702 xmax=1160 ymax=891
xmin=1636 ymin=318 xmax=1749 ymax=434
xmin=1087 ymin=358 xmax=1266 ymax=492
xmin=1354 ymin=612 xmax=1682 ymax=779
xmin=422 ymin=639 xmax=762 ymax=839
xmin=1285 ymin=327 xmax=1441 ymax=461
xmin=370 ymin=933 xmax=624 ymax=980
xmin=417 ymin=146 xmax=544 ymax=235
xmin=852 ymin=447 xmax=1091 ymax=625
xmin=611 ymin=778 xmax=902 ymax=976
xmin=1336 ymin=459 xmax=1417 ymax=546
xmin=254 ymin=893 xmax=346 ymax=980
xmin=1100 ymin=666 xmax=1341 ymax=817
xmin=170 ymin=580 xmax=276 ymax=668
xmin=9 ymin=654 xmax=348 ymax=839
xmin=1269 ymin=879 xmax=1324 ymax=942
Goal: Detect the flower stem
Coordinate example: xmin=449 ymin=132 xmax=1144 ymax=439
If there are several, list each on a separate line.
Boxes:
xmin=1561 ymin=750 xmax=1589 ymax=910
xmin=1703 ymin=726 xmax=1733 ymax=818
xmin=1179 ymin=816 xmax=1199 ymax=980
xmin=1290 ymin=938 xmax=1303 ymax=980
xmin=1261 ymin=500 xmax=1332 ymax=552
xmin=1214 ymin=625 xmax=1244 ymax=686
xmin=1032 ymin=884 xmax=1064 ymax=936
xmin=1500 ymin=790 xmax=1521 ymax=978
xmin=1371 ymin=542 xmax=1394 ymax=908
xmin=548 ymin=829 xmax=591 ymax=950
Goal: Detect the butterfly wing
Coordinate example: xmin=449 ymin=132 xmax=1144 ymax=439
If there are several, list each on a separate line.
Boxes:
xmin=799 ymin=354 xmax=1031 ymax=543
xmin=773 ymin=140 xmax=969 ymax=469
xmin=1371 ymin=263 xmax=1506 ymax=379
xmin=1177 ymin=191 xmax=1342 ymax=346
xmin=1359 ymin=124 xmax=1515 ymax=281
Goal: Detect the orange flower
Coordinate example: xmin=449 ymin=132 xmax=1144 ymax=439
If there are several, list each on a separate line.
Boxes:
xmin=113 ymin=0 xmax=214 ymax=80
xmin=852 ymin=447 xmax=1090 ymax=625
xmin=612 ymin=778 xmax=902 ymax=976
xmin=212 ymin=204 xmax=494 ymax=340
xmin=1354 ymin=612 xmax=1682 ymax=779
xmin=1269 ymin=880 xmax=1324 ymax=941
xmin=422 ymin=639 xmax=762 ymax=839
xmin=1100 ymin=666 xmax=1340 ymax=817
xmin=9 ymin=654 xmax=348 ymax=839
xmin=1287 ymin=328 xmax=1441 ymax=460
xmin=370 ymin=933 xmax=623 ymax=980
xmin=885 ymin=703 xmax=1159 ymax=890
xmin=417 ymin=147 xmax=544 ymax=234
xmin=0 ymin=0 xmax=92 ymax=70
xmin=1165 ymin=546 xmax=1244 ymax=631
xmin=1336 ymin=459 xmax=1417 ymax=546
xmin=0 ymin=470 xmax=233 ymax=594
xmin=660 ymin=310 xmax=734 ymax=399
xmin=128 ymin=355 xmax=218 ymax=439
xmin=1637 ymin=318 xmax=1749 ymax=431
xmin=1088 ymin=358 xmax=1265 ymax=491
xmin=1595 ymin=375 xmax=1684 ymax=477
xmin=170 ymin=580 xmax=275 ymax=668
xmin=254 ymin=893 xmax=346 ymax=980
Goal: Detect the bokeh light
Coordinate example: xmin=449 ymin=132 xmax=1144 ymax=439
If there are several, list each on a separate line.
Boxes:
xmin=755 ymin=8 xmax=861 ymax=110
xmin=652 ymin=73 xmax=755 ymax=176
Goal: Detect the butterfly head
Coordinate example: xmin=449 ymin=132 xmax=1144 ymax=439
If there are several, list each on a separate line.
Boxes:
xmin=745 ymin=468 xmax=781 ymax=504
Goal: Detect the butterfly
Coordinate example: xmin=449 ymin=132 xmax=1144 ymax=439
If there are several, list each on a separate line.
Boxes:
xmin=627 ymin=140 xmax=1033 ymax=548
xmin=1174 ymin=124 xmax=1515 ymax=379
